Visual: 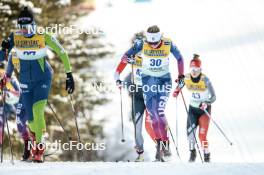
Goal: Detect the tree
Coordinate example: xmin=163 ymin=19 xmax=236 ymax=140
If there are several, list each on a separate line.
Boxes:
xmin=0 ymin=0 xmax=113 ymax=161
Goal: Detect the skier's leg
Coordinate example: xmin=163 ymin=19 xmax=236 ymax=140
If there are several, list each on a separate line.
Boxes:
xmin=30 ymin=100 xmax=47 ymax=144
xmin=151 ymin=75 xmax=172 ymax=161
xmin=16 ymin=99 xmax=31 ymax=161
xmin=187 ymin=106 xmax=199 ymax=162
xmin=198 ymin=114 xmax=210 ymax=153
xmin=20 ymin=84 xmax=34 ymax=133
xmin=133 ymin=90 xmax=145 ymax=154
xmin=146 ymin=96 xmax=161 ymax=139
xmin=31 ymin=78 xmax=51 ymax=144
xmin=142 ymin=75 xmax=161 ymax=140
xmin=187 ymin=106 xmax=199 ymax=149
xmin=16 ymin=100 xmax=30 ymax=141
xmin=198 ymin=106 xmax=211 ymax=162
xmin=28 ymin=78 xmax=51 ymax=162
xmin=20 ymin=83 xmax=37 ymax=161
xmin=156 ymin=75 xmax=171 ymax=142
xmin=145 ymin=111 xmax=156 ymax=142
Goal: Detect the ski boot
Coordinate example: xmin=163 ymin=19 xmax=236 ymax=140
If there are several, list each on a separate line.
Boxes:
xmin=21 ymin=139 xmax=31 ymax=161
xmin=135 ymin=149 xmax=144 ymax=162
xmin=28 ymin=132 xmax=36 ymax=162
xmin=154 ymin=139 xmax=165 ymax=162
xmin=188 ymin=149 xmax=197 ymax=162
xmin=34 ymin=143 xmax=45 ymax=163
xmin=162 ymin=140 xmax=171 ymax=157
xmin=204 ymin=153 xmax=210 ymax=163
xmin=135 ymin=153 xmax=144 ymax=162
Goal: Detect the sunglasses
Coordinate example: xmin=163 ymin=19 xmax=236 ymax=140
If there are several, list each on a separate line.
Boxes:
xmin=190 ymin=66 xmax=201 ymax=73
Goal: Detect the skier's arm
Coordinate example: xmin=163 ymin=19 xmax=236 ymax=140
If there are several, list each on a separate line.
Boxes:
xmin=44 ymin=33 xmax=72 ymax=73
xmin=114 ymin=57 xmax=128 ymax=81
xmin=170 ymin=42 xmax=184 ymax=76
xmin=10 ymin=77 xmax=20 ymax=92
xmin=0 ymin=32 xmax=14 ymax=61
xmin=114 ymin=40 xmax=143 ymax=81
xmin=205 ymin=77 xmax=216 ymax=105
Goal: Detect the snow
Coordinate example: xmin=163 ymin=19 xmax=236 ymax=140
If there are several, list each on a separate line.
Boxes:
xmin=0 ymin=162 xmax=264 ymax=175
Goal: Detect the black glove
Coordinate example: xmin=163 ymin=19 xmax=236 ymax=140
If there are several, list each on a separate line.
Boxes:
xmin=116 ymin=79 xmax=122 ymax=88
xmin=1 ymin=39 xmax=10 ymax=50
xmin=126 ymin=56 xmax=136 ymax=64
xmin=176 ymin=74 xmax=185 ymax=87
xmin=66 ymin=72 xmax=74 ymax=94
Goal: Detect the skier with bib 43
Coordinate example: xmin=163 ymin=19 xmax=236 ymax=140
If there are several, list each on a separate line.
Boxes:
xmin=174 ymin=54 xmax=216 ymax=162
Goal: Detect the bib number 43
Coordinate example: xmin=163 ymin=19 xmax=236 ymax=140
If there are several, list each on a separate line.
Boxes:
xmin=192 ymin=92 xmax=201 ymax=99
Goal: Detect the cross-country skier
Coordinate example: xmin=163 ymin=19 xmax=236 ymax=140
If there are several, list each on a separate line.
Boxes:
xmin=174 ymin=54 xmax=216 ymax=162
xmin=115 ymin=32 xmax=156 ymax=162
xmin=0 ymin=62 xmax=21 ymax=149
xmin=115 ymin=25 xmax=184 ymax=161
xmin=0 ymin=7 xmax=74 ymax=162
xmin=1 ymin=51 xmax=32 ymax=161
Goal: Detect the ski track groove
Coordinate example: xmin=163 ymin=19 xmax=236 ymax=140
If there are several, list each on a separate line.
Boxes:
xmin=1 ymin=162 xmax=264 ymax=175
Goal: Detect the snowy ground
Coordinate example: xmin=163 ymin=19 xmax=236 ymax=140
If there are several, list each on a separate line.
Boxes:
xmin=1 ymin=162 xmax=264 ymax=175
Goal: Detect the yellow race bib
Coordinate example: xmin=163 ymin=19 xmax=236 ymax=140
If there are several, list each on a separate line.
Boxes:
xmin=141 ymin=38 xmax=171 ymax=77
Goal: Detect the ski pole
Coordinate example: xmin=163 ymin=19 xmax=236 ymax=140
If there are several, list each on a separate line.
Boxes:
xmin=1 ymin=91 xmax=14 ymax=164
xmin=175 ymin=96 xmax=179 ymax=155
xmin=47 ymin=102 xmax=72 ymax=141
xmin=0 ymin=95 xmax=5 ymax=163
xmin=167 ymin=125 xmax=181 ymax=160
xmin=5 ymin=113 xmax=14 ymax=165
xmin=131 ymin=64 xmax=136 ymax=143
xmin=203 ymin=109 xmax=233 ymax=146
xmin=119 ymin=87 xmax=125 ymax=142
xmin=68 ymin=95 xmax=84 ymax=161
xmin=180 ymin=91 xmax=204 ymax=163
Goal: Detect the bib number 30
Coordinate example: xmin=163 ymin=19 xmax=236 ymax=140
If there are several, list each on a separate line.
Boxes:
xmin=150 ymin=59 xmax=162 ymax=66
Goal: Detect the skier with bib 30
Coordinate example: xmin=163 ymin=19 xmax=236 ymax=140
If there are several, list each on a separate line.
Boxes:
xmin=115 ymin=32 xmax=157 ymax=162
xmin=116 ymin=25 xmax=184 ymax=161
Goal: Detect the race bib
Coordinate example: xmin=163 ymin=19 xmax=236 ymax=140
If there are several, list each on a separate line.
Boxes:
xmin=141 ymin=40 xmax=171 ymax=77
xmin=14 ymin=33 xmax=47 ymax=60
xmin=185 ymin=74 xmax=210 ymax=108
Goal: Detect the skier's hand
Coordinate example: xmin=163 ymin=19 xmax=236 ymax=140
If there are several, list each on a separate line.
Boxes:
xmin=176 ymin=74 xmax=185 ymax=83
xmin=126 ymin=56 xmax=136 ymax=64
xmin=66 ymin=72 xmax=74 ymax=94
xmin=0 ymin=74 xmax=10 ymax=90
xmin=1 ymin=39 xmax=10 ymax=50
xmin=116 ymin=80 xmax=123 ymax=89
xmin=199 ymin=102 xmax=208 ymax=110
xmin=173 ymin=88 xmax=181 ymax=98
